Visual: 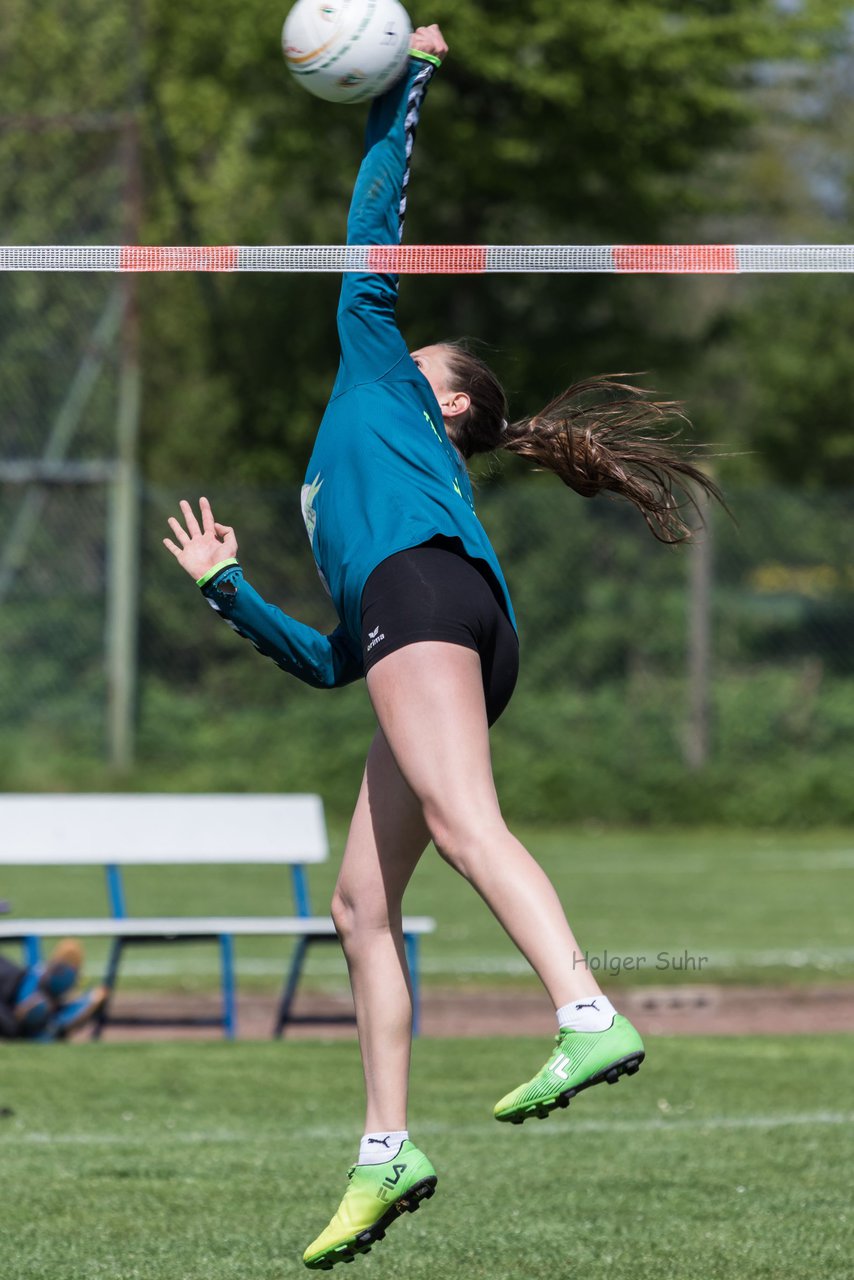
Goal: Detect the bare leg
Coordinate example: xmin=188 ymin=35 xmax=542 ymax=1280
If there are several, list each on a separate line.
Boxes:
xmin=332 ymin=728 xmax=430 ymax=1134
xmin=367 ymin=642 xmax=603 ymax=1008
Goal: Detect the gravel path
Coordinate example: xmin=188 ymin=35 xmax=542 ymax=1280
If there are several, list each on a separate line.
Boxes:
xmin=92 ymin=983 xmax=854 ymax=1041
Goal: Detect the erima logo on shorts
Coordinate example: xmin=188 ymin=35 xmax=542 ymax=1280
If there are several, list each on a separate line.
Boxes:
xmin=367 ymin=624 xmax=385 ymax=652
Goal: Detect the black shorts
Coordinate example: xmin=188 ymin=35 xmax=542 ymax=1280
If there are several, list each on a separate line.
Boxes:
xmin=360 ymin=539 xmax=519 ymax=726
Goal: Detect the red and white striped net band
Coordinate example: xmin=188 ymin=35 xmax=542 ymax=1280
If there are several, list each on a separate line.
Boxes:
xmin=2 ymin=244 xmax=854 ymax=273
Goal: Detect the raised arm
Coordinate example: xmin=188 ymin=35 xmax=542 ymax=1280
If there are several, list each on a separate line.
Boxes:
xmin=163 ymin=498 xmax=362 ymax=689
xmin=335 ymin=26 xmax=446 ymax=387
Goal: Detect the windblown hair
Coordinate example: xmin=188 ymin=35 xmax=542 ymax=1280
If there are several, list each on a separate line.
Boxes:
xmin=442 ymin=342 xmax=725 ymax=543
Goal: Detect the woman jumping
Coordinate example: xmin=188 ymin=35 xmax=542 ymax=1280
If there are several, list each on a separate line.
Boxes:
xmin=165 ymin=24 xmax=723 ymax=1271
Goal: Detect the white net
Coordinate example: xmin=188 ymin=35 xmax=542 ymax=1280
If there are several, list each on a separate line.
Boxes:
xmin=3 ymin=244 xmax=854 ymax=273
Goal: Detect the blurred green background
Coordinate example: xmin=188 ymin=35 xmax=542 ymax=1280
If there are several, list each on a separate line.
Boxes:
xmin=1 ymin=0 xmax=853 ymax=824
xmin=3 ymin=17 xmax=853 ymax=1280
xmin=3 ymin=825 xmax=854 ymax=995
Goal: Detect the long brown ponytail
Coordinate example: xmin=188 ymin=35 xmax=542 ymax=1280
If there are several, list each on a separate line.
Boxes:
xmin=442 ymin=343 xmax=725 ymax=544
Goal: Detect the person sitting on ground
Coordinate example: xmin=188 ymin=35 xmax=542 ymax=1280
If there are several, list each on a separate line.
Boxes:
xmin=0 ymin=939 xmax=107 ymax=1041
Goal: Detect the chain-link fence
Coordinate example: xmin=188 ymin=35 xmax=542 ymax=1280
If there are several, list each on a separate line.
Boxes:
xmin=3 ymin=473 xmax=852 ymax=824
xmin=2 ymin=2 xmax=852 ymax=823
xmin=0 ymin=0 xmax=141 ymax=767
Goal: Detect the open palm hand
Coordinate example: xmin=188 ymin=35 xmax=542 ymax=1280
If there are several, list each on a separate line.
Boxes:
xmin=163 ymin=497 xmax=238 ymax=581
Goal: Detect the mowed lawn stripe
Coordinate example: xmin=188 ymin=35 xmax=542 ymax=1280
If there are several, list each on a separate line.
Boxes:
xmin=1 ymin=1036 xmax=852 ymax=1279
xmin=6 ymin=1109 xmax=854 ymax=1147
xmin=3 ymin=825 xmax=854 ymax=990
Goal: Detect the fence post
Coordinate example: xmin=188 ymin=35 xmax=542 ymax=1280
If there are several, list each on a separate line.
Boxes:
xmin=684 ymin=484 xmax=714 ymax=769
xmin=106 ymin=54 xmax=143 ymax=771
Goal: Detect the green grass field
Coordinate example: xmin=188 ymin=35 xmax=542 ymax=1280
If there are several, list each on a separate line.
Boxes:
xmin=2 ymin=1035 xmax=852 ymax=1279
xmin=2 ymin=826 xmax=853 ymax=993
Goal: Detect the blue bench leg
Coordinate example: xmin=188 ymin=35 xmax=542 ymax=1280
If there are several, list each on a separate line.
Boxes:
xmin=404 ymin=933 xmax=422 ymax=1037
xmin=219 ymin=934 xmax=236 ymax=1040
xmin=92 ymin=936 xmax=124 ymax=1040
xmin=275 ymin=936 xmax=310 ymax=1038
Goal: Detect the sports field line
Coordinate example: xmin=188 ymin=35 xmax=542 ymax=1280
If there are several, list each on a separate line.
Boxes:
xmin=112 ymin=945 xmax=854 ymax=979
xmin=6 ymin=1111 xmax=854 ymax=1147
xmin=504 ymin=850 xmax=854 ymax=873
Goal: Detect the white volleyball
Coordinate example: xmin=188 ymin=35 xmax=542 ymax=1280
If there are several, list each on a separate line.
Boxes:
xmin=282 ymin=0 xmax=413 ymax=104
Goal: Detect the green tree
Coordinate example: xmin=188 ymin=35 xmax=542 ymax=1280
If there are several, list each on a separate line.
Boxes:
xmin=132 ymin=0 xmax=851 ymax=483
xmin=2 ymin=1 xmax=850 ymax=484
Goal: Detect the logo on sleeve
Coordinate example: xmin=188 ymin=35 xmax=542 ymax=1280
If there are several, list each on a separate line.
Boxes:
xmin=300 ymin=472 xmax=323 ymax=547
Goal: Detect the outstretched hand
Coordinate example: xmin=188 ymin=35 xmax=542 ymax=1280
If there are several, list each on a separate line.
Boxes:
xmin=410 ymin=24 xmax=448 ymax=62
xmin=163 ymin=497 xmax=238 ymax=581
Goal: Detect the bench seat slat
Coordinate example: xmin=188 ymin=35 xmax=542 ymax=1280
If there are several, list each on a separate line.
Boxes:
xmin=0 ymin=793 xmax=436 ymax=1038
xmin=0 ymin=916 xmax=436 ymax=937
xmin=0 ymin=794 xmax=328 ymax=864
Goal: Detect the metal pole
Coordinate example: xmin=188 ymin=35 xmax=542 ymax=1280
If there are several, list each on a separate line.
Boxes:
xmin=684 ymin=484 xmax=714 ymax=770
xmin=106 ymin=320 xmax=141 ymax=770
xmin=106 ymin=17 xmax=143 ymax=772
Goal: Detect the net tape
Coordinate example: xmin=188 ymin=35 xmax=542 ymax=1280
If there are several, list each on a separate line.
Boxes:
xmin=2 ymin=244 xmax=854 ymax=273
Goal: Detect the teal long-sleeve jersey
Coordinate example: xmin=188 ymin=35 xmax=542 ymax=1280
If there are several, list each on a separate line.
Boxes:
xmin=201 ymin=54 xmax=516 ymax=689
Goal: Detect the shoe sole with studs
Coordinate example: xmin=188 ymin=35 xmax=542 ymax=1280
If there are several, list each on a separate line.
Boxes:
xmin=304 ymin=1177 xmax=437 ymax=1270
xmin=501 ymin=1052 xmax=646 ymax=1125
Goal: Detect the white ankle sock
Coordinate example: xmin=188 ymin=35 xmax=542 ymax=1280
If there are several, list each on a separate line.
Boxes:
xmin=357 ymin=1130 xmax=408 ymax=1166
xmin=556 ymin=996 xmax=616 ymax=1033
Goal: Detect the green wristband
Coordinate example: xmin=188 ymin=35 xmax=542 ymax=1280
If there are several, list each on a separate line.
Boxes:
xmin=409 ymin=49 xmax=442 ymax=67
xmin=196 ymin=557 xmax=239 ymax=588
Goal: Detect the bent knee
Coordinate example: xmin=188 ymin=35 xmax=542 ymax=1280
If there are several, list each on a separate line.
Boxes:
xmin=330 ymin=887 xmax=399 ymax=945
xmin=425 ymin=805 xmax=507 ymax=879
xmin=330 ymin=888 xmax=354 ymax=940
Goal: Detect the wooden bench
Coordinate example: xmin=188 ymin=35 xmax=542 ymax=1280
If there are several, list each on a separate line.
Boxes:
xmin=0 ymin=794 xmax=435 ymax=1039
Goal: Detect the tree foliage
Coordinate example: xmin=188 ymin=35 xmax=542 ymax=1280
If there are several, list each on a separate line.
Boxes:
xmin=1 ymin=0 xmax=852 ymax=484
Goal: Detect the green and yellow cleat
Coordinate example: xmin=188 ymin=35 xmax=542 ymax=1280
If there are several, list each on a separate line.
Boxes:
xmin=303 ymin=1141 xmax=437 ymax=1270
xmin=494 ymin=1015 xmax=645 ymax=1124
